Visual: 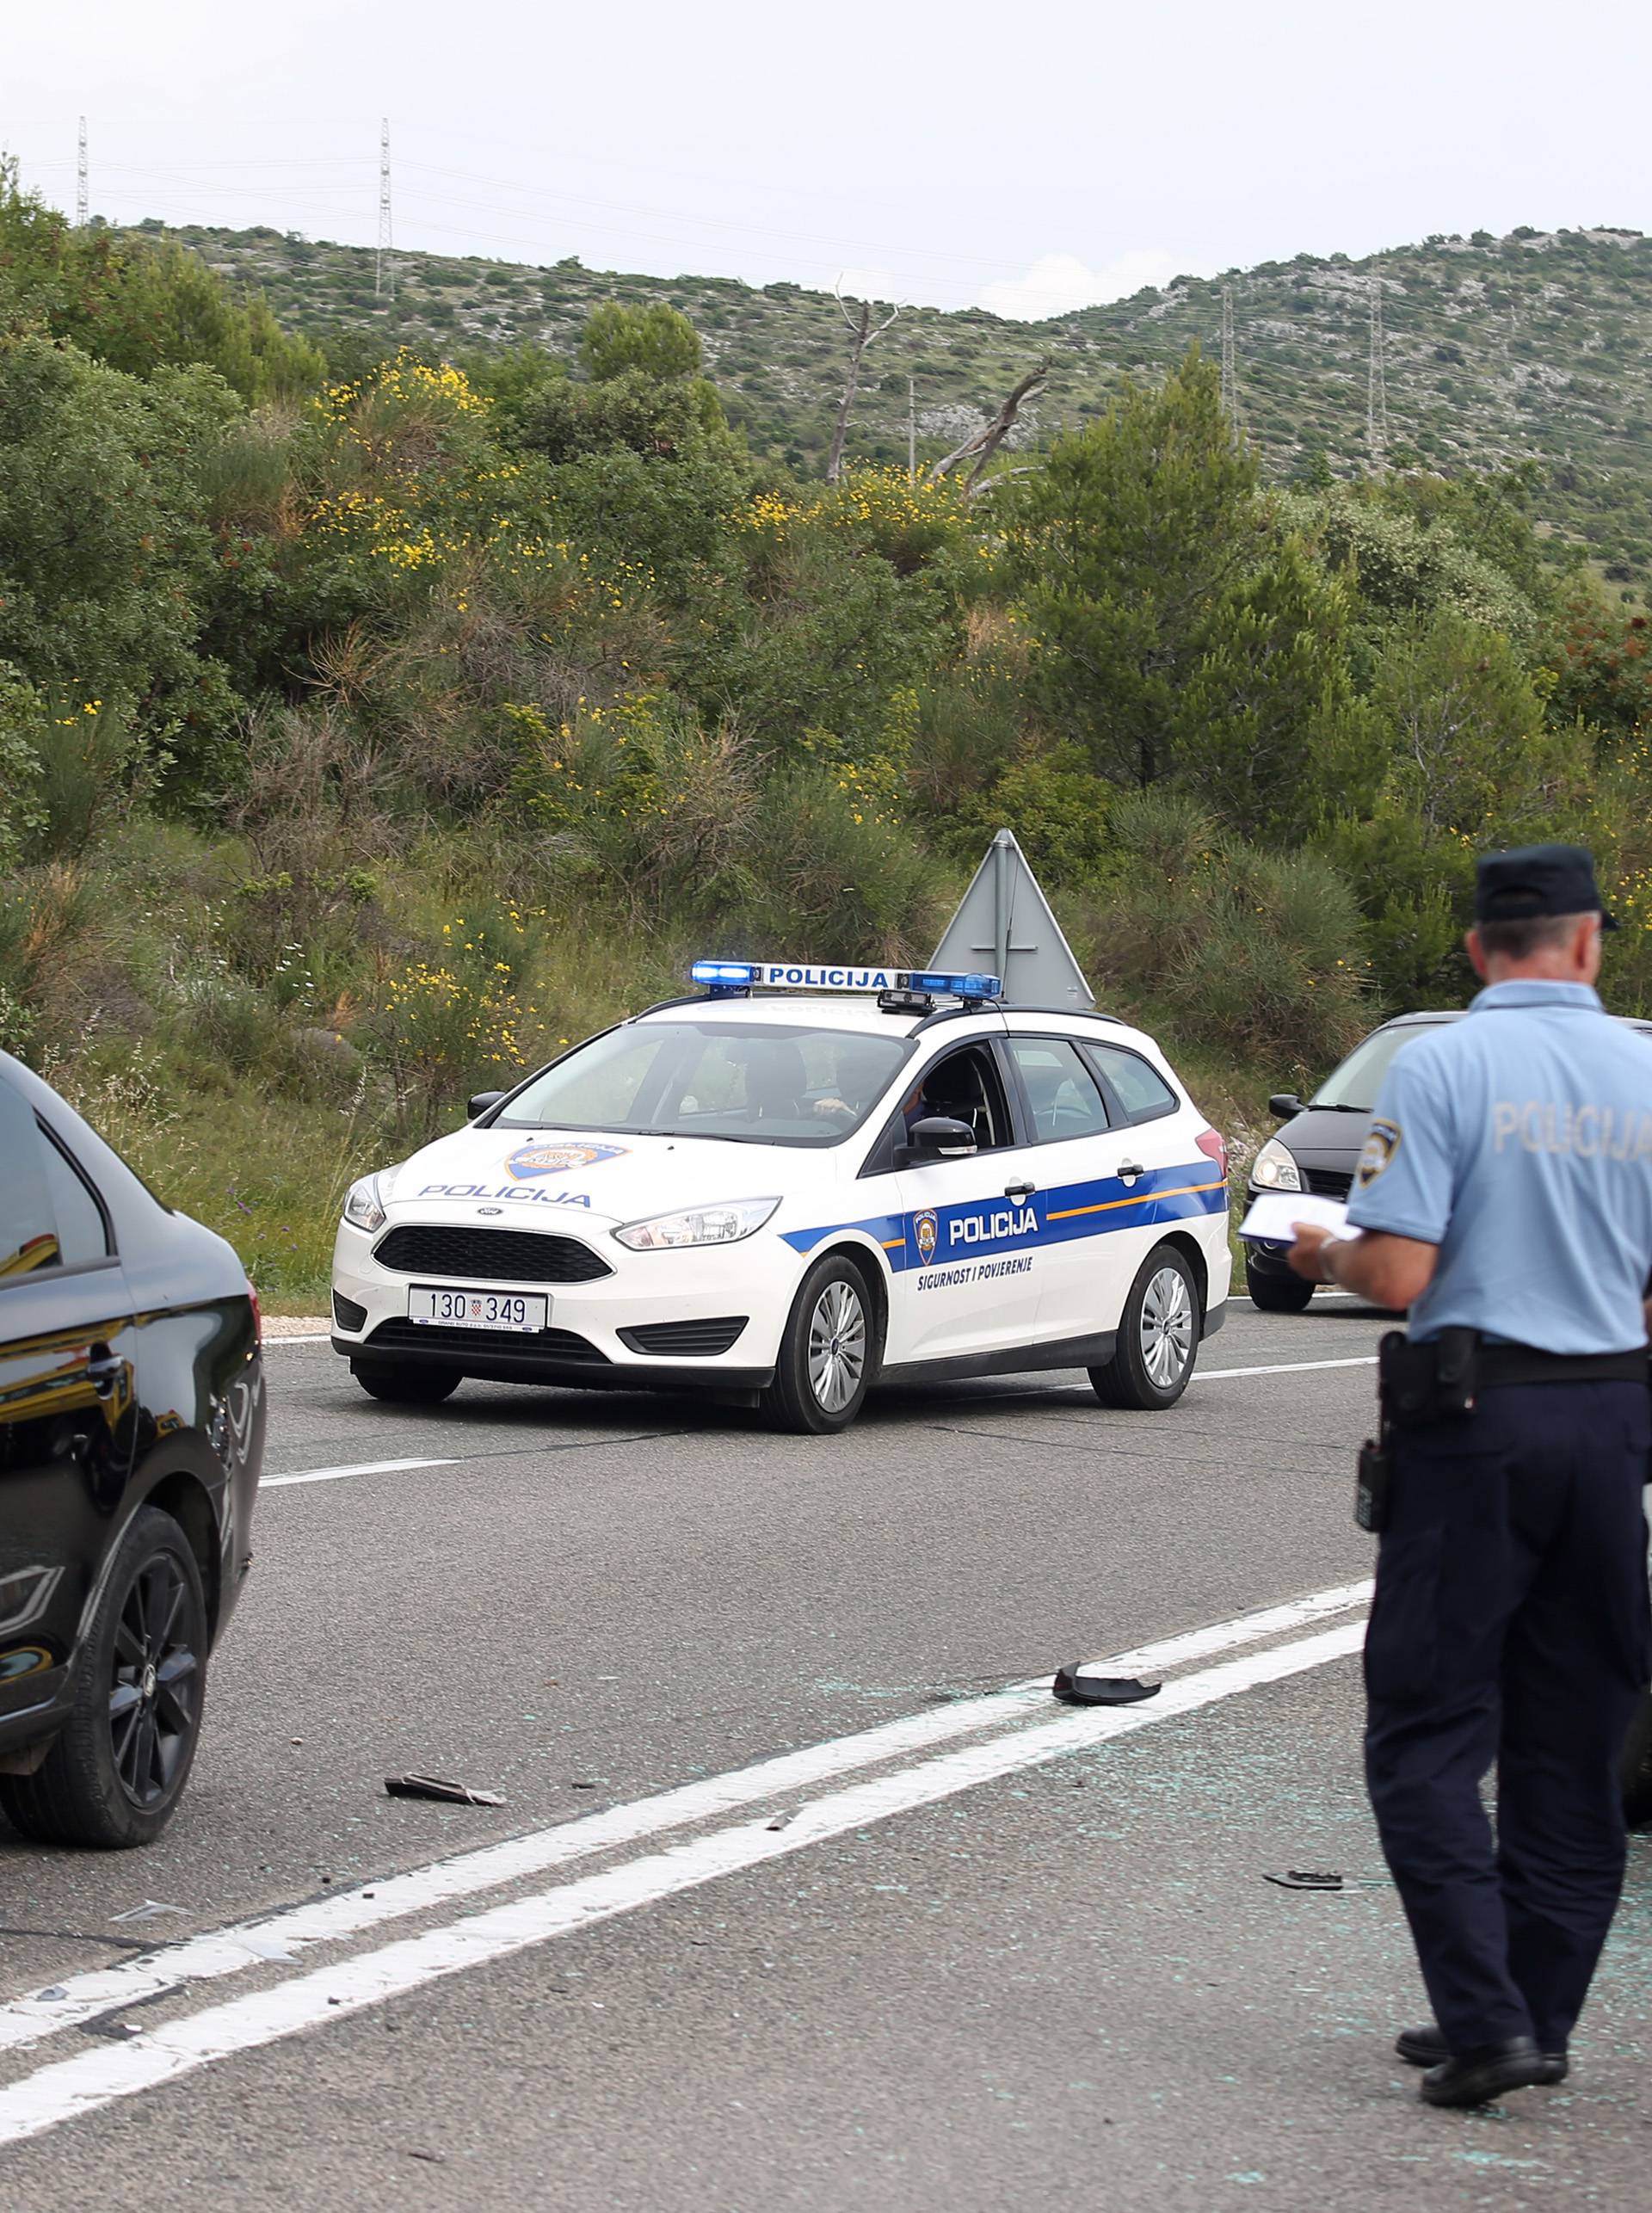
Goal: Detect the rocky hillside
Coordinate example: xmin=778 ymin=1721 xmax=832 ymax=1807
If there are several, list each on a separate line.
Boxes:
xmin=152 ymin=218 xmax=1652 ymax=582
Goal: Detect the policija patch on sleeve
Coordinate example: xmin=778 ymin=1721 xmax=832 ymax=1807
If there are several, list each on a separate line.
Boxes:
xmin=1357 ymin=1118 xmax=1402 ymax=1187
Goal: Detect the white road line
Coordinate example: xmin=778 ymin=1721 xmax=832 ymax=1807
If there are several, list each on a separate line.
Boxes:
xmin=262 ymin=1333 xmax=331 ymax=1347
xmin=1196 ymin=1355 xmax=1378 ymax=1382
xmin=0 ymin=1578 xmax=1371 ymax=2059
xmin=261 ymin=1457 xmax=459 ymax=1490
xmin=0 ymin=1618 xmax=1365 ymax=2147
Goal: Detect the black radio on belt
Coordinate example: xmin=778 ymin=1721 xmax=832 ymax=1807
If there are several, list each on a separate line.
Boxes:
xmin=1378 ymin=1328 xmax=1480 ymax=1427
xmin=1357 ymin=1328 xmax=1482 ymax=1534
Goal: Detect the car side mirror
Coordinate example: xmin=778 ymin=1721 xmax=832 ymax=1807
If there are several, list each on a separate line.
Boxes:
xmin=1268 ymin=1093 xmax=1304 ymax=1119
xmin=468 ymin=1090 xmax=506 ymax=1120
xmin=894 ymin=1115 xmax=977 ymax=1168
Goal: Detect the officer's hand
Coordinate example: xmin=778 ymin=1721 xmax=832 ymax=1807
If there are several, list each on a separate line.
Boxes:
xmin=1286 ymin=1223 xmax=1335 ymax=1283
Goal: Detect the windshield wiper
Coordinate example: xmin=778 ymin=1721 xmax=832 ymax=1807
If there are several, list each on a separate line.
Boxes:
xmin=634 ymin=1128 xmax=769 ymax=1143
xmin=1306 ymin=1101 xmax=1372 ymax=1113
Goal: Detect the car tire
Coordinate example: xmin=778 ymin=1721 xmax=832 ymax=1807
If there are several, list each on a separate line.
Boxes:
xmin=761 ymin=1254 xmax=878 ymax=1434
xmin=351 ymin=1360 xmax=462 ymax=1403
xmin=1245 ymin=1256 xmax=1316 ymax=1313
xmin=1090 ymin=1244 xmax=1200 ymax=1411
xmin=0 ymin=1506 xmax=208 ymax=1849
xmin=1622 ymin=1692 xmax=1652 ymax=1828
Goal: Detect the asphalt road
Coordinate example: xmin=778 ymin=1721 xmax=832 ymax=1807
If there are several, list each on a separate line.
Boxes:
xmin=2 ymin=1295 xmax=1649 ymax=2210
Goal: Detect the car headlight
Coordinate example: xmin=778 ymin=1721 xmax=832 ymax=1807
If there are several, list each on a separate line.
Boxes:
xmin=343 ymin=1174 xmax=388 ymax=1233
xmin=1249 ymin=1137 xmax=1303 ymax=1193
xmin=614 ymin=1198 xmax=780 ymax=1252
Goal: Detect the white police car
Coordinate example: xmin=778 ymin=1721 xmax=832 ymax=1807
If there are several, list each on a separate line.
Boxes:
xmin=330 ymin=962 xmax=1231 ymax=1432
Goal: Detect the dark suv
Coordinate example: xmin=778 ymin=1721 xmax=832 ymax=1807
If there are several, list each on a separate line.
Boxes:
xmin=0 ymin=1051 xmax=264 ymax=1846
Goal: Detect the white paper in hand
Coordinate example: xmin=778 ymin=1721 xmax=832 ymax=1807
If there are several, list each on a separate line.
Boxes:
xmin=1238 ymin=1192 xmax=1361 ymax=1247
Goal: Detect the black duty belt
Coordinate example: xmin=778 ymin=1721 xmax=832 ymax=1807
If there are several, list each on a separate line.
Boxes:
xmin=1476 ymin=1342 xmax=1649 ymax=1390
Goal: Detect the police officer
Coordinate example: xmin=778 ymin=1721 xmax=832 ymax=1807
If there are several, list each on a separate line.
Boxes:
xmin=1287 ymin=843 xmax=1652 ymax=2110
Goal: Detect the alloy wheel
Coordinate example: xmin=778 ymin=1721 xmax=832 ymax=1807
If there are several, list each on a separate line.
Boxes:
xmin=1138 ymin=1265 xmax=1195 ymax=1390
xmin=807 ymin=1279 xmax=867 ymax=1415
xmin=108 ymin=1552 xmax=201 ymax=1810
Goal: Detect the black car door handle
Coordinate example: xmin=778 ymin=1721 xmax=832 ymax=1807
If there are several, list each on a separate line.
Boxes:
xmin=1004 ymin=1180 xmax=1036 ymax=1200
xmin=1119 ymin=1161 xmax=1146 ymax=1181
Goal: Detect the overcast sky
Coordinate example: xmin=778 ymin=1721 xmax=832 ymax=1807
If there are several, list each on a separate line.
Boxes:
xmin=7 ymin=1 xmax=1651 ymax=318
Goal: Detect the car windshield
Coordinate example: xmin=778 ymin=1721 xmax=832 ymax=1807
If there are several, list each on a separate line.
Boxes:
xmin=495 ymin=1021 xmax=913 ymax=1148
xmin=1312 ymin=1021 xmax=1446 ymax=1111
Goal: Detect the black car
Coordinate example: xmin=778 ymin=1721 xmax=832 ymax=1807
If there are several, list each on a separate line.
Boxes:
xmin=0 ymin=1051 xmax=264 ymax=1847
xmin=1243 ymin=1014 xmax=1458 ymax=1313
xmin=1245 ymin=1008 xmax=1652 ymax=1312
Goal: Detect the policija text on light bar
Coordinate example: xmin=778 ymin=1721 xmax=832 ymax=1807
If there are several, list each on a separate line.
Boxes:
xmin=688 ymin=960 xmax=1003 ymax=1001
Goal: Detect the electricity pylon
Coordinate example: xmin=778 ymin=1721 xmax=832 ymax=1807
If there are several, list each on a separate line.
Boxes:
xmin=375 ymin=119 xmax=394 ymax=300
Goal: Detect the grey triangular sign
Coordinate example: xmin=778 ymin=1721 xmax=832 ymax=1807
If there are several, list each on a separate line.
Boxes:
xmin=930 ymin=829 xmax=1094 ymax=1008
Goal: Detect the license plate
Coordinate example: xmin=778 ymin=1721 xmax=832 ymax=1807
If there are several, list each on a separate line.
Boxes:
xmin=408 ymin=1286 xmax=549 ymax=1332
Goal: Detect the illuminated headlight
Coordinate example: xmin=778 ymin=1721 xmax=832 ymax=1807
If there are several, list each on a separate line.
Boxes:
xmin=614 ymin=1198 xmax=780 ymax=1252
xmin=342 ymin=1174 xmax=388 ymax=1233
xmin=1249 ymin=1137 xmax=1303 ymax=1193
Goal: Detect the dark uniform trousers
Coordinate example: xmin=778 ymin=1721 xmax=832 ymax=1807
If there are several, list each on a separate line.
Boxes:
xmin=1364 ymin=1381 xmax=1652 ymax=2054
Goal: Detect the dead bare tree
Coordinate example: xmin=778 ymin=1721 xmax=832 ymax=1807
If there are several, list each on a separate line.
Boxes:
xmin=928 ymin=359 xmax=1051 ymax=493
xmin=825 ymin=282 xmax=901 ymax=484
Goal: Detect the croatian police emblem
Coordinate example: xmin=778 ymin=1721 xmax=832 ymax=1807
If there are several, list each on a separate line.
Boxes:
xmin=1356 ymin=1119 xmax=1402 ymax=1188
xmin=505 ymin=1141 xmax=626 ymax=1180
xmin=914 ymin=1209 xmax=939 ymax=1265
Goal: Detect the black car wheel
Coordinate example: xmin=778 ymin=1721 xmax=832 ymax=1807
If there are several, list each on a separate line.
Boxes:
xmin=761 ymin=1255 xmax=877 ymax=1434
xmin=1090 ymin=1244 xmax=1200 ymax=1410
xmin=351 ymin=1359 xmax=462 ymax=1403
xmin=1245 ymin=1254 xmax=1316 ymax=1313
xmin=0 ymin=1506 xmax=207 ymax=1849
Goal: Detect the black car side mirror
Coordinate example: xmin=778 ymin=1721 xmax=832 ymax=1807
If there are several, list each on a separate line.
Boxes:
xmin=468 ymin=1090 xmax=506 ymax=1120
xmin=1268 ymin=1093 xmax=1304 ymax=1119
xmin=894 ymin=1115 xmax=977 ymax=1168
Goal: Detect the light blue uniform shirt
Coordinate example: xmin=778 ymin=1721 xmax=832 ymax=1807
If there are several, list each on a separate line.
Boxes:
xmin=1347 ymin=980 xmax=1652 ymax=1352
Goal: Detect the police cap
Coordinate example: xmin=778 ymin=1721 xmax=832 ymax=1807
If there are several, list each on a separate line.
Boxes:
xmin=1474 ymin=842 xmax=1617 ymax=931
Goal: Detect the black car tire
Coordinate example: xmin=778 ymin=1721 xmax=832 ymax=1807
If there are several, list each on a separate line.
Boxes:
xmin=1090 ymin=1244 xmax=1200 ymax=1411
xmin=1246 ymin=1254 xmax=1316 ymax=1313
xmin=761 ymin=1254 xmax=877 ymax=1434
xmin=1622 ymin=1692 xmax=1652 ymax=1828
xmin=0 ymin=1506 xmax=208 ymax=1849
xmin=351 ymin=1360 xmax=462 ymax=1404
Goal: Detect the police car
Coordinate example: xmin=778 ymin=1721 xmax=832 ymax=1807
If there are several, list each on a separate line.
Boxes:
xmin=330 ymin=961 xmax=1231 ymax=1432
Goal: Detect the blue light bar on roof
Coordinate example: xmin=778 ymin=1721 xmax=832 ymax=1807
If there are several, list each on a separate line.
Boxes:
xmin=689 ymin=959 xmax=1002 ymax=1000
xmin=690 ymin=960 xmax=762 ymax=988
xmin=902 ymin=969 xmax=1003 ymax=1000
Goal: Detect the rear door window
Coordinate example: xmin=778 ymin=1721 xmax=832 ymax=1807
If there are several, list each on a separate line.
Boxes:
xmin=1084 ymin=1044 xmax=1180 ymax=1125
xmin=0 ymin=1083 xmax=112 ymax=1283
xmin=0 ymin=1081 xmax=66 ymax=1281
xmin=1007 ymin=1038 xmax=1114 ymax=1143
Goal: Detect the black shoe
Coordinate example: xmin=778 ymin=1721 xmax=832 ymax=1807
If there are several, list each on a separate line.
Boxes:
xmin=1419 ymin=2037 xmax=1551 ymax=2108
xmin=1396 ymin=2022 xmax=1567 ymax=2082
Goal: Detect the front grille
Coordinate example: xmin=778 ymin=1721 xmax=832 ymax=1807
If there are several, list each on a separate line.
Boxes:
xmin=365 ymin=1320 xmax=608 ymax=1365
xmin=1304 ymin=1168 xmax=1353 ymax=1201
xmin=332 ymin=1290 xmax=367 ymax=1333
xmin=373 ymin=1224 xmax=613 ymax=1285
xmin=618 ymin=1316 xmax=749 ymax=1358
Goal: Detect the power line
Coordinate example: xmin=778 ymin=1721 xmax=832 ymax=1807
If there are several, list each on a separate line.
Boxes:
xmin=376 ymin=119 xmax=394 ymax=300
xmin=76 ymin=117 xmax=88 ymax=227
xmin=1366 ymin=266 xmax=1390 ymax=474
